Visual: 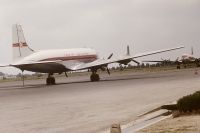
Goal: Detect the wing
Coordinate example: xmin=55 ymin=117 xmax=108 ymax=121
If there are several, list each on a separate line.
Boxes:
xmin=1 ymin=60 xmax=66 ymax=73
xmin=71 ymin=46 xmax=184 ymax=70
xmin=10 ymin=60 xmax=63 ymax=67
xmin=0 ymin=60 xmax=63 ymax=67
xmin=142 ymin=60 xmax=166 ymax=63
xmin=0 ymin=63 xmax=10 ymax=67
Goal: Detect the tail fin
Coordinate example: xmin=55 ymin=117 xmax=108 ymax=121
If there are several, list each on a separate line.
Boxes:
xmin=12 ymin=24 xmax=34 ymax=61
xmin=191 ymin=46 xmax=194 ymax=55
xmin=126 ymin=45 xmax=130 ymax=56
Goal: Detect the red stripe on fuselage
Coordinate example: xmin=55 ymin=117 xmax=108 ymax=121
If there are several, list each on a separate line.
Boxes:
xmin=40 ymin=55 xmax=97 ymax=62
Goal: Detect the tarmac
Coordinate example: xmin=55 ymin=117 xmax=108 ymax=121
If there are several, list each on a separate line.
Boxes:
xmin=0 ymin=68 xmax=200 ymax=133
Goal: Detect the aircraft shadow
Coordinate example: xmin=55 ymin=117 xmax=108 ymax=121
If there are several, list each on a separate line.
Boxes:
xmin=0 ymin=74 xmax=171 ymax=90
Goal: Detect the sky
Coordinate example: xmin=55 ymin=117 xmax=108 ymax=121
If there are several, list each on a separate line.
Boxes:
xmin=0 ymin=0 xmax=200 ymax=74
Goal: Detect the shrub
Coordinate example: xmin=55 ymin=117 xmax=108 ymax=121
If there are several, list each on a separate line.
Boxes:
xmin=177 ymin=91 xmax=200 ymax=112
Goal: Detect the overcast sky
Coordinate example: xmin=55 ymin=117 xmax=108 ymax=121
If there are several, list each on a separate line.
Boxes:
xmin=0 ymin=0 xmax=200 ymax=74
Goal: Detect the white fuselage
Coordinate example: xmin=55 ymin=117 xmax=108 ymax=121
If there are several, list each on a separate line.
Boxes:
xmin=13 ymin=48 xmax=98 ymax=73
xmin=181 ymin=54 xmax=196 ymax=62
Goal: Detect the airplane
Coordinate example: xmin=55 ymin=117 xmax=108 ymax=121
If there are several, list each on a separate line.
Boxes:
xmin=0 ymin=24 xmax=184 ymax=85
xmin=143 ymin=47 xmax=200 ymax=69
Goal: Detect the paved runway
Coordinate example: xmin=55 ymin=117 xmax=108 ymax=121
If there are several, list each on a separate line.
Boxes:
xmin=0 ymin=68 xmax=200 ymax=133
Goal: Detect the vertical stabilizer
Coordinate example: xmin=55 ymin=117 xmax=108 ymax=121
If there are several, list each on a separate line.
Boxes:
xmin=191 ymin=46 xmax=194 ymax=55
xmin=126 ymin=45 xmax=130 ymax=56
xmin=12 ymin=24 xmax=34 ymax=61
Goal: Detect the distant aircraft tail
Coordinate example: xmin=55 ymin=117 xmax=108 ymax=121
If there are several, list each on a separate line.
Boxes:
xmin=12 ymin=24 xmax=34 ymax=61
xmin=191 ymin=46 xmax=194 ymax=55
xmin=126 ymin=45 xmax=130 ymax=56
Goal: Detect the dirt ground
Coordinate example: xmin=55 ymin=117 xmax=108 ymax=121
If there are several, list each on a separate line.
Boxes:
xmin=137 ymin=115 xmax=200 ymax=133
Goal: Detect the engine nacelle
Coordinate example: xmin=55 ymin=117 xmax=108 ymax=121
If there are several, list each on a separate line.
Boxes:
xmin=117 ymin=59 xmax=131 ymax=65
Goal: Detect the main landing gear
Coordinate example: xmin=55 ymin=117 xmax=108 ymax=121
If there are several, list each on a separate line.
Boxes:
xmin=90 ymin=71 xmax=100 ymax=82
xmin=46 ymin=74 xmax=55 ymax=85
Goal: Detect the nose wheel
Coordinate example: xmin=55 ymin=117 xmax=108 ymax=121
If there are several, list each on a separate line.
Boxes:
xmin=46 ymin=74 xmax=56 ymax=85
xmin=90 ymin=73 xmax=100 ymax=82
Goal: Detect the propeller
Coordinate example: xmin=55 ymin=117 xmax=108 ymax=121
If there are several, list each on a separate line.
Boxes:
xmin=106 ymin=67 xmax=110 ymax=75
xmin=104 ymin=53 xmax=113 ymax=75
xmin=65 ymin=72 xmax=68 ymax=77
xmin=160 ymin=58 xmax=171 ymax=65
xmin=107 ymin=53 xmax=113 ymax=59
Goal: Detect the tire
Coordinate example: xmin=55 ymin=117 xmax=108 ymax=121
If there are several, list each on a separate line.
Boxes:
xmin=46 ymin=77 xmax=56 ymax=85
xmin=90 ymin=73 xmax=100 ymax=82
xmin=51 ymin=77 xmax=56 ymax=85
xmin=46 ymin=77 xmax=51 ymax=85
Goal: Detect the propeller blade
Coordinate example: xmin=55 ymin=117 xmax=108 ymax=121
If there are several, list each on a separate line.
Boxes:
xmin=107 ymin=53 xmax=113 ymax=59
xmin=106 ymin=67 xmax=110 ymax=75
xmin=132 ymin=59 xmax=140 ymax=65
xmin=65 ymin=72 xmax=68 ymax=77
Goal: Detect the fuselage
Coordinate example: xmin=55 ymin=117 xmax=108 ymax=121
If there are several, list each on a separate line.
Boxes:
xmin=181 ymin=54 xmax=196 ymax=62
xmin=13 ymin=48 xmax=98 ymax=73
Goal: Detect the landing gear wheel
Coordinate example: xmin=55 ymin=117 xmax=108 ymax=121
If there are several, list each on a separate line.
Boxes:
xmin=177 ymin=66 xmax=180 ymax=69
xmin=46 ymin=77 xmax=56 ymax=85
xmin=90 ymin=73 xmax=100 ymax=82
